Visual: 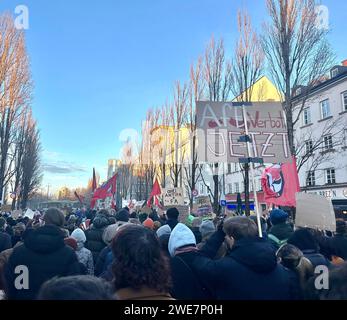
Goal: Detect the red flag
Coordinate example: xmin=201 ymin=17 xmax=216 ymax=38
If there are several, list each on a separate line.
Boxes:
xmin=92 ymin=168 xmax=97 ymax=192
xmin=147 ymin=178 xmax=161 ymax=207
xmin=261 ymin=156 xmax=300 ymax=207
xmin=91 ymin=174 xmax=117 ymax=208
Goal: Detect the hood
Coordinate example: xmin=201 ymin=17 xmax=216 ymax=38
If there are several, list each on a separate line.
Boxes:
xmin=24 ymin=225 xmax=65 ymax=254
xmin=229 ymin=238 xmax=278 ymax=273
xmin=168 ymin=223 xmax=196 ymax=257
xmin=71 ymin=228 xmax=86 ymax=243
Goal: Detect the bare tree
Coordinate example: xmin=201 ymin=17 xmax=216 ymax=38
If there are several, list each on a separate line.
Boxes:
xmin=19 ymin=120 xmax=42 ymax=209
xmin=169 ymin=81 xmax=189 ymax=188
xmin=231 ymin=10 xmax=264 ymax=215
xmin=261 ymin=0 xmax=335 ymax=155
xmin=203 ymin=36 xmax=233 ymax=213
xmin=184 ymin=57 xmax=205 ymax=207
xmin=0 ymin=14 xmax=33 ymax=201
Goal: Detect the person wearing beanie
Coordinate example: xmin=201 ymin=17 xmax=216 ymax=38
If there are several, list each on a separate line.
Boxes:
xmin=143 ymin=218 xmax=154 ymax=230
xmin=115 ymin=209 xmax=130 ymax=223
xmin=95 ymin=223 xmax=129 ymax=278
xmin=71 ymin=228 xmax=94 ymax=275
xmin=0 ymin=218 xmax=11 ymax=254
xmin=85 ymin=214 xmax=109 ymax=265
xmin=166 ymin=208 xmax=180 ymax=230
xmin=168 ymin=223 xmax=212 ymax=300
xmin=268 ymin=209 xmax=294 ymax=248
xmin=43 ymin=208 xmax=69 ymax=237
xmin=156 ymin=224 xmax=172 ymax=238
xmin=197 ymin=220 xmax=216 ymax=250
xmin=3 ymin=213 xmax=81 ymax=300
xmin=288 ymin=228 xmax=330 ymax=268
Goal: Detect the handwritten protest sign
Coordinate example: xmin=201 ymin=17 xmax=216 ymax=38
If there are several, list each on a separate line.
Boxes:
xmin=195 ymin=196 xmax=214 ymax=219
xmin=25 ymin=208 xmax=35 ymax=219
xmin=196 ymin=101 xmax=290 ymax=163
xmin=163 ymin=188 xmax=184 ymax=206
xmin=295 ymin=193 xmax=336 ymax=232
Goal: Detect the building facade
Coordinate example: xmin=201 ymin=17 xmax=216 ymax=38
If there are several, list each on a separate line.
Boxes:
xmin=293 ymin=60 xmax=347 ymax=217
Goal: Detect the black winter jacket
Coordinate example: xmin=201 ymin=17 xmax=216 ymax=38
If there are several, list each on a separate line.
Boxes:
xmin=187 ymin=230 xmax=301 ymax=300
xmin=4 ymin=225 xmax=81 ymax=300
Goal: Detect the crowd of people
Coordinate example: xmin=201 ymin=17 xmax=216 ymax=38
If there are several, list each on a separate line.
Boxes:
xmin=0 ymin=205 xmax=347 ymax=300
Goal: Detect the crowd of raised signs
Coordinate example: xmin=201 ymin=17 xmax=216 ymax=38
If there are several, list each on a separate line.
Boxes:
xmin=0 ymin=206 xmax=347 ymax=300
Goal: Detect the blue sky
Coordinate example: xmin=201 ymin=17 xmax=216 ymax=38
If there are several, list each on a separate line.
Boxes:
xmin=0 ymin=0 xmax=346 ymax=193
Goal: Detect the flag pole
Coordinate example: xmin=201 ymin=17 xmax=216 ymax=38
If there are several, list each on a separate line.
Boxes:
xmin=242 ymin=104 xmax=263 ymax=238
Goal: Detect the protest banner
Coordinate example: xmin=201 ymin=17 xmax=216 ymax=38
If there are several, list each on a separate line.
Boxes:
xmin=25 ymin=208 xmax=35 ymax=219
xmin=295 ymin=193 xmax=336 ymax=232
xmin=195 ymin=196 xmax=214 ymax=220
xmin=196 ymin=101 xmax=290 ymax=163
xmin=162 ymin=188 xmax=184 ymax=206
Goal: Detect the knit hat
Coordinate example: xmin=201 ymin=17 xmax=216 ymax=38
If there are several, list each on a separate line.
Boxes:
xmin=199 ymin=220 xmax=216 ymax=239
xmin=71 ymin=228 xmax=87 ymax=243
xmin=168 ymin=223 xmax=196 ymax=257
xmin=44 ymin=208 xmax=65 ymax=227
xmin=64 ymin=237 xmax=78 ymax=251
xmin=166 ymin=207 xmax=180 ymax=220
xmin=143 ymin=218 xmax=154 ymax=230
xmin=270 ymin=209 xmax=288 ymax=225
xmin=156 ymin=224 xmax=172 ymax=238
xmin=92 ymin=214 xmax=109 ymax=229
xmin=115 ymin=209 xmax=130 ymax=222
xmin=102 ymin=222 xmax=129 ymax=245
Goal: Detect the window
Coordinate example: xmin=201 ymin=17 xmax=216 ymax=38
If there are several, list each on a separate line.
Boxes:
xmin=306 ymin=171 xmax=316 ymax=186
xmin=240 ymin=182 xmax=244 ymax=193
xmin=234 ymin=182 xmax=240 ymax=193
xmin=331 ymin=68 xmax=339 ymax=78
xmin=305 ymin=139 xmax=314 ymax=154
xmin=227 ymin=163 xmax=232 ymax=174
xmin=323 ymin=135 xmax=333 ymax=151
xmin=228 ymin=183 xmax=233 ymax=194
xmin=320 ymin=99 xmax=331 ymax=119
xmin=303 ymin=107 xmax=311 ymax=125
xmin=258 ymin=178 xmax=263 ymax=191
xmin=326 ymin=168 xmax=336 ymax=184
xmin=342 ymin=91 xmax=347 ymax=111
xmin=200 ymin=184 xmax=204 ymax=195
xmin=344 ymin=129 xmax=347 ymax=148
xmin=250 ymin=182 xmax=253 ymax=192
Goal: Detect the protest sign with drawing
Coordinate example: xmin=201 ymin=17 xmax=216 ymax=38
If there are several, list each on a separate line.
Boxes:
xmin=195 ymin=196 xmax=214 ymax=220
xmin=196 ymin=101 xmax=290 ymax=164
xmin=162 ymin=188 xmax=184 ymax=206
xmin=295 ymin=193 xmax=336 ymax=232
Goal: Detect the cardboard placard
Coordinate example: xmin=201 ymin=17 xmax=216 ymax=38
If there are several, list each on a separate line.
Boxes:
xmin=25 ymin=208 xmax=35 ymax=220
xmin=195 ymin=196 xmax=214 ymax=219
xmin=196 ymin=101 xmax=290 ymax=163
xmin=295 ymin=193 xmax=336 ymax=232
xmin=11 ymin=210 xmax=22 ymax=219
xmin=163 ymin=188 xmax=184 ymax=206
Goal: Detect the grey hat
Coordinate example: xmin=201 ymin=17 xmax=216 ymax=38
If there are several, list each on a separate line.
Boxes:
xmin=156 ymin=224 xmax=171 ymax=238
xmin=199 ymin=220 xmax=216 ymax=239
